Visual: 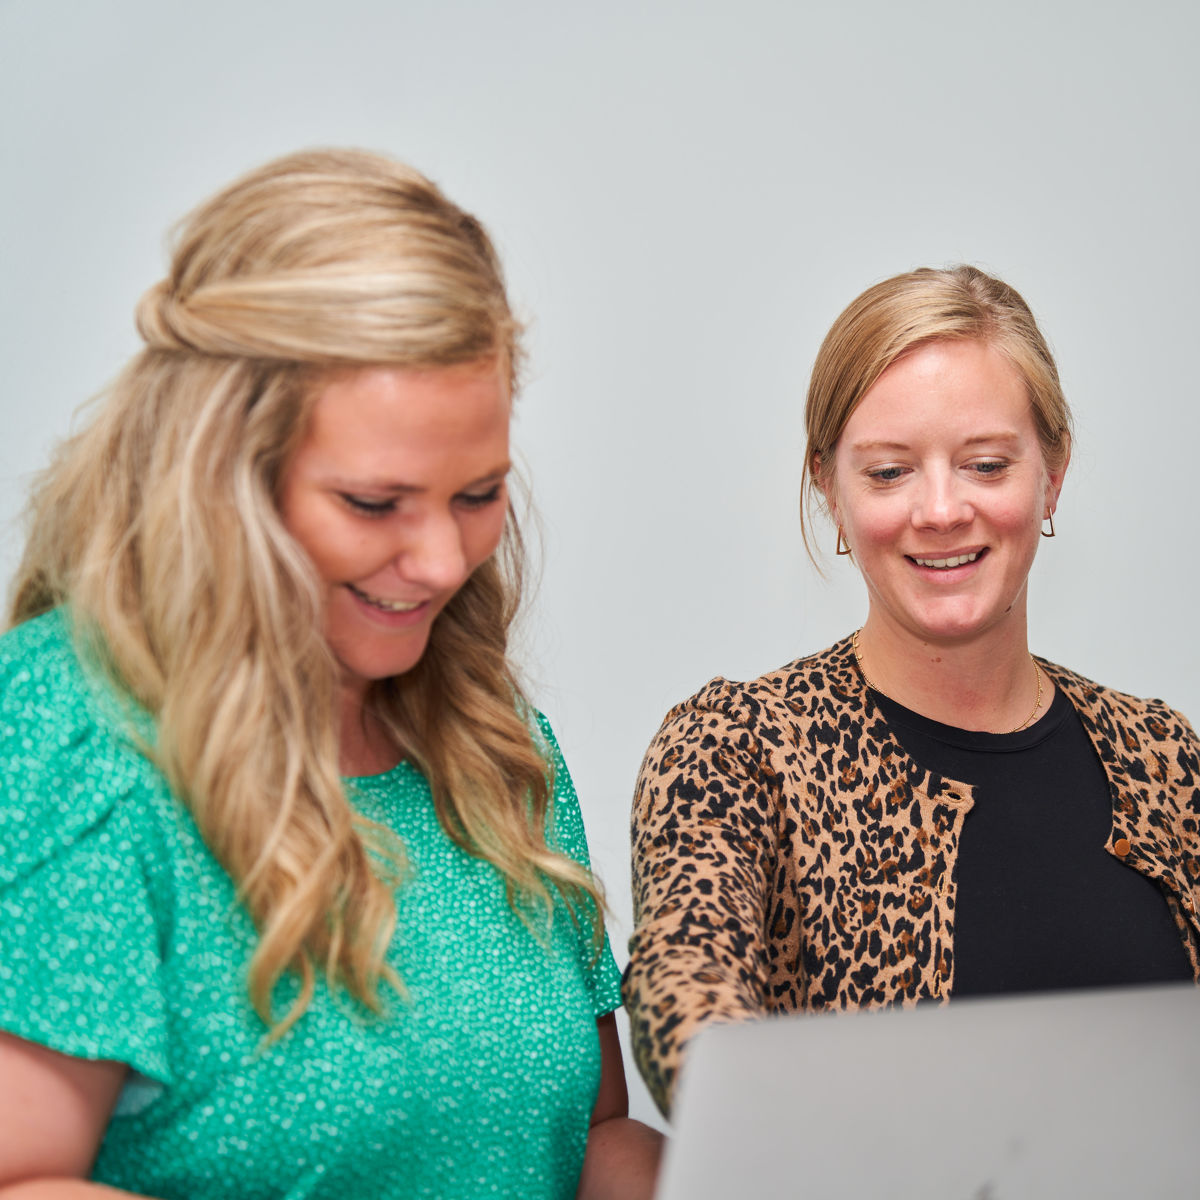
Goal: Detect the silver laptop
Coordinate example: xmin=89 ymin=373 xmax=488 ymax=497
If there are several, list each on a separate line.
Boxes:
xmin=656 ymin=982 xmax=1199 ymax=1199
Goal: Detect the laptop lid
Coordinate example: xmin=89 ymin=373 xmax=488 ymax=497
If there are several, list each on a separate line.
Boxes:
xmin=656 ymin=982 xmax=1199 ymax=1200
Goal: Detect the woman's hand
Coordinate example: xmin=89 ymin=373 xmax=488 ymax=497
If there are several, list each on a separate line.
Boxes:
xmin=0 ymin=1031 xmax=132 ymax=1197
xmin=576 ymin=1013 xmax=663 ymax=1200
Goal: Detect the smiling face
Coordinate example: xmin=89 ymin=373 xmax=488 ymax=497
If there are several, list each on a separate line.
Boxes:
xmin=827 ymin=338 xmax=1065 ymax=651
xmin=278 ymin=358 xmax=511 ymax=707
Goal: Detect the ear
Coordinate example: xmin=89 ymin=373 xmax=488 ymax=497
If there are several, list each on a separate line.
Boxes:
xmin=813 ymin=452 xmax=840 ymax=523
xmin=1043 ymin=442 xmax=1071 ymax=516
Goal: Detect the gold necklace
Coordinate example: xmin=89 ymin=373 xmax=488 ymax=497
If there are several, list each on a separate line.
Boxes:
xmin=851 ymin=628 xmax=1044 ymax=734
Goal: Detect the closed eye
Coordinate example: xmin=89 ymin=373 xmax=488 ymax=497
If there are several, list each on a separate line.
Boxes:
xmin=339 ymin=481 xmax=505 ymax=516
xmin=339 ymin=493 xmax=396 ymax=517
xmin=456 ymin=484 xmax=504 ymax=511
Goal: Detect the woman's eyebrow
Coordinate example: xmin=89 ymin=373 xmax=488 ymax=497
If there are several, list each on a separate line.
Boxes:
xmin=327 ymin=463 xmax=512 ymax=492
xmin=848 ymin=432 xmax=1021 ymax=453
xmin=962 ymin=431 xmax=1021 ymax=447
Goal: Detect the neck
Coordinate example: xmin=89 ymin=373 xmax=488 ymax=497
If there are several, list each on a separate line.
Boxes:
xmin=338 ymin=682 xmax=402 ymax=777
xmin=854 ymin=616 xmax=1051 ymax=733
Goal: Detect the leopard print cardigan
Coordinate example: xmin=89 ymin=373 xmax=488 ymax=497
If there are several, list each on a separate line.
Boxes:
xmin=623 ymin=635 xmax=1200 ymax=1115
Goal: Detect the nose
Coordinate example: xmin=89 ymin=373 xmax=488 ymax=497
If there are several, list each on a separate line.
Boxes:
xmin=396 ymin=512 xmax=469 ymax=591
xmin=912 ymin=468 xmax=972 ymax=531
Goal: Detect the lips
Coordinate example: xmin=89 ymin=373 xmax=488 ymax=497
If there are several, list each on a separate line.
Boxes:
xmin=908 ymin=549 xmax=986 ymax=569
xmin=346 ymin=583 xmax=426 ymax=613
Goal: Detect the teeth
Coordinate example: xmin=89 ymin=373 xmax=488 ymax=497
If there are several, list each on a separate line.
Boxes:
xmin=914 ymin=552 xmax=980 ymax=569
xmin=350 ymin=585 xmax=421 ymax=612
xmin=372 ymin=596 xmax=421 ymax=613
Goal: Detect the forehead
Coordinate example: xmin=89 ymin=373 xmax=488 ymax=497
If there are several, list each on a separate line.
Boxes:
xmin=296 ymin=359 xmax=511 ymax=478
xmin=843 ymin=340 xmax=1033 ymax=444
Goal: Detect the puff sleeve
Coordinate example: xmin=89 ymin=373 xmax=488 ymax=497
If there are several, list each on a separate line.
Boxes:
xmin=0 ymin=612 xmax=174 ymax=1082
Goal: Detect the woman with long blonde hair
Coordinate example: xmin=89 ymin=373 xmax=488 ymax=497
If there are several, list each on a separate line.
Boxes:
xmin=0 ymin=149 xmax=660 ymax=1198
xmin=624 ymin=265 xmax=1200 ymax=1116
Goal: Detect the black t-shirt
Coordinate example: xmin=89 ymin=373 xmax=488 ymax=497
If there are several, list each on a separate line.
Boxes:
xmin=869 ymin=685 xmax=1192 ymax=996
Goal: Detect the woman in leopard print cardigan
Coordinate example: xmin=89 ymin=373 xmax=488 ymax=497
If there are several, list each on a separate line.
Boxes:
xmin=624 ymin=266 xmax=1200 ymax=1116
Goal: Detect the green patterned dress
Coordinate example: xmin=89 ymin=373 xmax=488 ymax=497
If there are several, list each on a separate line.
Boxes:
xmin=0 ymin=610 xmax=621 ymax=1198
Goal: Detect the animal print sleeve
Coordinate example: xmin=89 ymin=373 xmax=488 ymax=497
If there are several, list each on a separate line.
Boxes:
xmin=622 ymin=682 xmax=782 ymax=1116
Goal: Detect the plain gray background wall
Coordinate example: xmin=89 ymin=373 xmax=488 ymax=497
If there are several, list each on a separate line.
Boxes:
xmin=3 ymin=0 xmax=1198 ymax=1129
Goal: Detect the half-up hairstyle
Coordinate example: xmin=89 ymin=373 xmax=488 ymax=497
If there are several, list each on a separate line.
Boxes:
xmin=801 ymin=264 xmax=1073 ymax=560
xmin=8 ymin=148 xmax=604 ymax=1034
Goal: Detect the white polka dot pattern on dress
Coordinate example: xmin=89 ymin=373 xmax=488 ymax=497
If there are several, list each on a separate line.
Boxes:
xmin=0 ymin=609 xmax=621 ymax=1199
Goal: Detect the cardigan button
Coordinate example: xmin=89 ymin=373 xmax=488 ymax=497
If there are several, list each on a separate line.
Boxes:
xmin=1113 ymin=837 xmax=1132 ymax=857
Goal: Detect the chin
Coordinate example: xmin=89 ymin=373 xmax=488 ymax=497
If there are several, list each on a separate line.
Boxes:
xmin=912 ymin=606 xmax=1016 ymax=644
xmin=336 ymin=639 xmax=434 ymax=688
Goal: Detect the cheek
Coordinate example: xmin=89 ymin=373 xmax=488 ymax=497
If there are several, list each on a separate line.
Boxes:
xmin=843 ymin=498 xmax=908 ymax=550
xmin=281 ymin=497 xmax=363 ymax=584
xmin=466 ymin=508 xmax=509 ymax=571
xmin=993 ymin=492 xmax=1044 ymax=537
xmin=829 ymin=469 xmax=901 ymax=549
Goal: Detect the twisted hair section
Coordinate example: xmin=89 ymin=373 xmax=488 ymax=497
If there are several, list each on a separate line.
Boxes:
xmin=800 ymin=264 xmax=1073 ymax=564
xmin=133 ymin=150 xmax=520 ymax=379
xmin=8 ymin=148 xmax=602 ymax=1035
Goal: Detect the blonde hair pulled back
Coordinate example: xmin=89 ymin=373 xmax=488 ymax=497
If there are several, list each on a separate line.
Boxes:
xmin=801 ymin=264 xmax=1073 ymax=559
xmin=9 ymin=149 xmax=602 ymax=1034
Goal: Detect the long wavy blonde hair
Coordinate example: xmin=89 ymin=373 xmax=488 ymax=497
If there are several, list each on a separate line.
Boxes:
xmin=8 ymin=148 xmax=604 ymax=1034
